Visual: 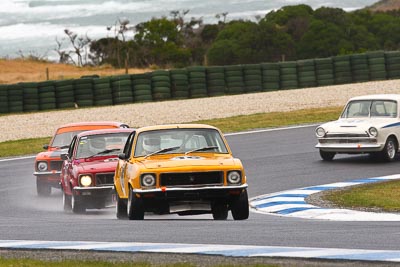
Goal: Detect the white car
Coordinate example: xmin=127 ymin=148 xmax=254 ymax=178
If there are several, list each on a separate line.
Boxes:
xmin=315 ymin=94 xmax=400 ymax=161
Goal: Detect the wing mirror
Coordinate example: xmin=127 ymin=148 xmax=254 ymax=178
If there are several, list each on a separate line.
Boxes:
xmin=60 ymin=153 xmax=69 ymax=161
xmin=118 ymin=153 xmax=127 ymax=160
xmin=43 ymin=144 xmax=49 ymax=150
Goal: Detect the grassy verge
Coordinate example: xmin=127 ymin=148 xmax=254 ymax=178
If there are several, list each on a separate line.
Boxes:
xmin=0 ymin=106 xmax=342 ymax=158
xmin=0 ymin=137 xmax=51 ymax=158
xmin=322 ymin=180 xmax=400 ymax=212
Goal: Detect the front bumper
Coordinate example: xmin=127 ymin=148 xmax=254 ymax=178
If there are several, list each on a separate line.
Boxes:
xmin=133 ymin=183 xmax=248 ymax=200
xmin=73 ymin=185 xmax=114 ymax=196
xmin=316 ymin=143 xmax=383 ymax=153
xmin=73 ymin=185 xmax=115 ymax=208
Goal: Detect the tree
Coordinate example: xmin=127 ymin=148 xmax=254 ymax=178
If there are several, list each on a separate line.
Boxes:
xmin=296 ymin=20 xmax=346 ymax=58
xmin=134 ymin=17 xmax=190 ymax=67
xmin=63 ymin=29 xmax=91 ymax=66
xmin=207 ymin=20 xmax=294 ymax=65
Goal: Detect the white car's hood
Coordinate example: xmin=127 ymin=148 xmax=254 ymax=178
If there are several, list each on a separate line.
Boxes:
xmin=320 ymin=118 xmax=397 ymax=134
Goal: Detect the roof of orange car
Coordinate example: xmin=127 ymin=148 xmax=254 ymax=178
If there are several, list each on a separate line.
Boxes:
xmin=136 ymin=124 xmax=220 ymax=133
xmin=56 ymin=121 xmax=129 ymax=134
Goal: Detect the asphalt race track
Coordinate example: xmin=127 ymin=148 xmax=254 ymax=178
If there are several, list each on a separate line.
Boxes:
xmin=1 ymin=125 xmax=400 ymax=262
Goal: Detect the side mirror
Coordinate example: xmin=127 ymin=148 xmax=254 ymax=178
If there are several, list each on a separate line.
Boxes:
xmin=60 ymin=153 xmax=69 ymax=161
xmin=43 ymin=144 xmax=49 ymax=150
xmin=118 ymin=153 xmax=127 ymax=160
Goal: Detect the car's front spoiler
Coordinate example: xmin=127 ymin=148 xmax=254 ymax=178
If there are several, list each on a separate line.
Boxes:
xmin=132 ymin=183 xmax=248 ymax=194
xmin=34 ymin=171 xmax=61 ymax=176
xmin=316 ymin=143 xmax=383 ymax=152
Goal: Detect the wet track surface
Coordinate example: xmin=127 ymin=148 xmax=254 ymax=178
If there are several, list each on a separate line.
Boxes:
xmin=1 ymin=125 xmax=400 ymax=250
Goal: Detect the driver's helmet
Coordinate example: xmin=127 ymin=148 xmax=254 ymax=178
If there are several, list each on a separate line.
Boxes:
xmin=143 ymin=136 xmax=161 ymax=153
xmin=90 ymin=136 xmax=106 ymax=151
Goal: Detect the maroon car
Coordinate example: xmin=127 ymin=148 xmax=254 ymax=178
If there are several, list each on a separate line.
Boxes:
xmin=60 ymin=128 xmax=135 ymax=213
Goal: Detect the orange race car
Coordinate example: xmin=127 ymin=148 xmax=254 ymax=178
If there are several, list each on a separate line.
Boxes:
xmin=34 ymin=121 xmax=129 ymax=196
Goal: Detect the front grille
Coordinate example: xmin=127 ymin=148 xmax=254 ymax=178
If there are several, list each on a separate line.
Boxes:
xmin=50 ymin=160 xmax=63 ymax=171
xmin=325 ymin=133 xmax=369 ymax=138
xmin=319 ymin=138 xmax=376 ymax=144
xmin=95 ymin=173 xmax=114 ymax=186
xmin=160 ymin=171 xmax=223 ymax=187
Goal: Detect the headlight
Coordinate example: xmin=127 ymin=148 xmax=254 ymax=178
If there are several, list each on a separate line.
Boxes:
xmin=369 ymin=127 xmax=378 ymax=137
xmin=141 ymin=174 xmax=156 ymax=187
xmin=37 ymin=162 xmax=48 ymax=172
xmin=79 ymin=175 xmax=92 ymax=187
xmin=227 ymin=171 xmax=241 ymax=184
xmin=315 ymin=127 xmax=326 ymax=138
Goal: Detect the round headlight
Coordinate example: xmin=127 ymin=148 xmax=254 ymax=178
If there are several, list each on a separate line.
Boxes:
xmin=37 ymin=162 xmax=48 ymax=172
xmin=227 ymin=171 xmax=241 ymax=184
xmin=316 ymin=127 xmax=326 ymax=138
xmin=141 ymin=174 xmax=156 ymax=187
xmin=80 ymin=175 xmax=92 ymax=187
xmin=369 ymin=127 xmax=378 ymax=137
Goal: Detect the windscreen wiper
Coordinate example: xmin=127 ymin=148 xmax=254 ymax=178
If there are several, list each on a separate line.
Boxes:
xmin=144 ymin=146 xmax=180 ymax=159
xmin=185 ymin=146 xmax=218 ymax=155
xmin=87 ymin=148 xmax=121 ymax=158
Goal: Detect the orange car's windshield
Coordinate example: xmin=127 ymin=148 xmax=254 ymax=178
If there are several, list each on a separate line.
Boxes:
xmin=134 ymin=128 xmax=229 ymax=157
xmin=51 ymin=131 xmax=84 ymax=148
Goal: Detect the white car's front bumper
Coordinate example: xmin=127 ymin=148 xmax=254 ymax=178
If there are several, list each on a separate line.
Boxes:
xmin=316 ymin=142 xmax=383 ymax=153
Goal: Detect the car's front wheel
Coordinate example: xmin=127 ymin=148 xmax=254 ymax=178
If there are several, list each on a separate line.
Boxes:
xmin=212 ymin=201 xmax=228 ymax=220
xmin=63 ymin=192 xmax=72 ymax=211
xmin=116 ymin=193 xmax=127 ymax=219
xmin=230 ymin=189 xmax=249 ymax=220
xmin=380 ymin=137 xmax=398 ymax=162
xmin=127 ymin=188 xmax=144 ymax=220
xmin=36 ymin=178 xmax=51 ymax=196
xmin=319 ymin=150 xmax=335 ymax=161
xmin=71 ymin=193 xmax=85 ymax=214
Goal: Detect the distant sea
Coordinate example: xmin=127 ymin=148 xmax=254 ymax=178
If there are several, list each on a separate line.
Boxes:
xmin=0 ymin=0 xmax=378 ymax=61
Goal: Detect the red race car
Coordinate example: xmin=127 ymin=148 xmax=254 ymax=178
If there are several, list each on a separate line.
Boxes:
xmin=34 ymin=121 xmax=129 ymax=196
xmin=60 ymin=128 xmax=135 ymax=213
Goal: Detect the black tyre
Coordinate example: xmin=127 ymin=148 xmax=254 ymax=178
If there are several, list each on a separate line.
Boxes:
xmin=63 ymin=192 xmax=72 ymax=211
xmin=116 ymin=193 xmax=127 ymax=219
xmin=72 ymin=193 xmax=85 ymax=213
xmin=36 ymin=178 xmax=51 ymax=196
xmin=380 ymin=137 xmax=397 ymax=162
xmin=212 ymin=202 xmax=228 ymax=220
xmin=320 ymin=150 xmax=335 ymax=161
xmin=231 ymin=189 xmax=249 ymax=220
xmin=127 ymin=188 xmax=144 ymax=220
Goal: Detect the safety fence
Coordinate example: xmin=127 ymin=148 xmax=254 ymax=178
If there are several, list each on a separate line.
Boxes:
xmin=1 ymin=50 xmax=400 ymax=114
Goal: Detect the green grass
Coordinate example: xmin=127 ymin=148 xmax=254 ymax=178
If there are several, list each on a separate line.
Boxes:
xmin=322 ymin=180 xmax=400 ymax=212
xmin=195 ymin=106 xmax=342 ymax=133
xmin=0 ymin=137 xmax=51 ymax=158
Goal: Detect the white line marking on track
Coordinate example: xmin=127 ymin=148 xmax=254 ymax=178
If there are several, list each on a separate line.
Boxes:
xmin=225 ymin=124 xmax=317 ymax=136
xmin=0 ymin=240 xmax=399 ymax=262
xmin=0 ymin=155 xmax=35 ymax=162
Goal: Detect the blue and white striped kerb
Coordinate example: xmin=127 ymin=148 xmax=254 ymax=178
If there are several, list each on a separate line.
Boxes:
xmin=0 ymin=240 xmax=399 ymax=263
xmin=250 ymin=174 xmax=400 ymax=221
